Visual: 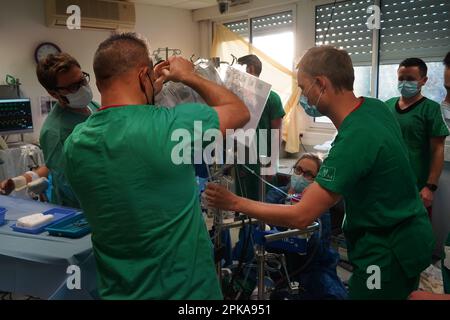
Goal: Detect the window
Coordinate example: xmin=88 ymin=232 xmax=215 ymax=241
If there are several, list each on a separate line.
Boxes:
xmin=251 ymin=11 xmax=294 ymax=70
xmin=378 ymin=0 xmax=450 ymax=103
xmin=315 ymin=0 xmax=373 ymax=64
xmin=379 ymin=0 xmax=449 ymax=62
xmin=314 ymin=0 xmax=374 ymax=124
xmin=378 ymin=62 xmax=446 ymax=102
xmin=314 ymin=65 xmax=372 ymax=124
xmin=224 ymin=11 xmax=295 ymax=70
xmin=224 ymin=20 xmax=250 ymax=41
xmin=313 ymin=0 xmax=450 ymax=126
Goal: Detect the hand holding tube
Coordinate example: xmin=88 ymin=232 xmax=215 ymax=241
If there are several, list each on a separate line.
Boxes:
xmin=205 ymin=183 xmax=240 ymax=211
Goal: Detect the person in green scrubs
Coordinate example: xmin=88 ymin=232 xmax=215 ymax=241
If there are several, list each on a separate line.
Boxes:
xmin=63 ymin=33 xmax=250 ymax=300
xmin=0 ymin=53 xmax=98 ymax=208
xmin=442 ymin=52 xmax=450 ymax=127
xmin=408 ymin=232 xmax=450 ymax=300
xmin=206 ymin=46 xmax=435 ymax=300
xmin=235 ymin=55 xmax=286 ymax=200
xmin=385 ymin=58 xmax=449 ymax=215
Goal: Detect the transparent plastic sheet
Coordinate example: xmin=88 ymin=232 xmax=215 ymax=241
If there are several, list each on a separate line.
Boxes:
xmin=221 ymin=66 xmax=271 ymax=134
xmin=155 ymin=60 xmax=223 ymax=107
xmin=155 ymin=60 xmax=272 ymax=149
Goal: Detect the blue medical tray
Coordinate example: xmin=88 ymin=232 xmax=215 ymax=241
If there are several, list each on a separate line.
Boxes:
xmin=10 ymin=208 xmax=77 ymax=234
xmin=0 ymin=207 xmax=6 ymax=226
xmin=45 ymin=213 xmax=91 ymax=238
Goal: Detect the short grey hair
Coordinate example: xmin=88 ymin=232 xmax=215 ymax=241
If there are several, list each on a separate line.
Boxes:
xmin=298 ymin=46 xmax=354 ymax=92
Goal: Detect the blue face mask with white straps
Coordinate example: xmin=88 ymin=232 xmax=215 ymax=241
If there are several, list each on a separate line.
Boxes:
xmin=298 ymin=81 xmax=325 ymax=117
xmin=290 ymin=174 xmax=312 ymax=194
xmin=398 ymin=81 xmax=420 ymax=98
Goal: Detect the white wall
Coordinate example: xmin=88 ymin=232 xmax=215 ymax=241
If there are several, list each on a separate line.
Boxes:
xmin=0 ymin=0 xmax=200 ymax=143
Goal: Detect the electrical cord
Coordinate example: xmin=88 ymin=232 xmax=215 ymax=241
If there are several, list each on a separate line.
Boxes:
xmin=241 ymin=164 xmax=290 ymax=197
xmin=299 ymin=136 xmax=308 ymax=153
xmin=323 ymin=0 xmax=338 ymax=45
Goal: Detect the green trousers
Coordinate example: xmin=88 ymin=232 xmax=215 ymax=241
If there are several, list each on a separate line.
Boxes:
xmin=349 ymin=256 xmax=420 ymax=300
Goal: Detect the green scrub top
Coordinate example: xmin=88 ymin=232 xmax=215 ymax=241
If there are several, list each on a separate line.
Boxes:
xmin=257 ymin=91 xmax=286 ymax=158
xmin=385 ymin=97 xmax=450 ymax=190
xmin=39 ymin=102 xmax=99 ymax=208
xmin=237 ymin=91 xmax=286 ymax=201
xmin=64 ymin=103 xmax=223 ymax=300
xmin=315 ymin=97 xmax=435 ymax=299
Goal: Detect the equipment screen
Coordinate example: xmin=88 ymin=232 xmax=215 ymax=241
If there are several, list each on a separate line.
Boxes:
xmin=0 ymin=99 xmax=33 ymax=134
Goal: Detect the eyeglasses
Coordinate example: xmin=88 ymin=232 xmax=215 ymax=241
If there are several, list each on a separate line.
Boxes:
xmin=55 ymin=72 xmax=90 ymax=93
xmin=292 ymin=165 xmax=316 ymax=180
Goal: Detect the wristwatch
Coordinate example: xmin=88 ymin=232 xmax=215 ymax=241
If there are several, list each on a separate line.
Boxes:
xmin=426 ymin=183 xmax=438 ymax=192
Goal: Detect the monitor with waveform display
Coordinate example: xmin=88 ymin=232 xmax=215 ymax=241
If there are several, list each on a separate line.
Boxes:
xmin=0 ymin=99 xmax=33 ymax=135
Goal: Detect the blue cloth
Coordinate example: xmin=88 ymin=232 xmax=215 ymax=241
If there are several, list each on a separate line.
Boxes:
xmin=0 ymin=195 xmax=97 ymax=299
xmin=45 ymin=173 xmax=53 ymax=202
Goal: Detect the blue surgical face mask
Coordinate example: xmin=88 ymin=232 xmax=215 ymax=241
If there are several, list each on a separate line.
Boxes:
xmin=290 ymin=174 xmax=312 ymax=194
xmin=299 ymin=81 xmax=325 ymax=117
xmin=398 ymin=81 xmax=420 ymax=98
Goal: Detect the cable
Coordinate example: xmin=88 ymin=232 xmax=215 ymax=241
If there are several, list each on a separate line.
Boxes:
xmin=299 ymin=136 xmax=308 ymax=153
xmin=235 ymin=165 xmax=247 ymax=199
xmin=225 ymin=217 xmax=252 ymax=300
xmin=323 ymin=0 xmax=338 ymax=45
xmin=242 ymin=164 xmax=290 ymax=197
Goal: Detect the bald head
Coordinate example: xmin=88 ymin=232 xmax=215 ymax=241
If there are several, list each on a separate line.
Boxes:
xmin=298 ymin=46 xmax=354 ymax=92
xmin=94 ymin=32 xmax=153 ymax=88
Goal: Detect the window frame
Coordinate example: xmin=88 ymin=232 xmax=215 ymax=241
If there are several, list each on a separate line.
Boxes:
xmin=216 ymin=3 xmax=298 ymax=70
xmin=309 ymin=0 xmax=380 ymax=129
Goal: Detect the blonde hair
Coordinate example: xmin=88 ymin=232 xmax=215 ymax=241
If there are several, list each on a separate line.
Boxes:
xmin=294 ymin=153 xmax=323 ymax=174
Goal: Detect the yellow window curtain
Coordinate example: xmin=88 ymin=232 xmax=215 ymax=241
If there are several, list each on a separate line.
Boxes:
xmin=211 ymin=23 xmax=303 ymax=153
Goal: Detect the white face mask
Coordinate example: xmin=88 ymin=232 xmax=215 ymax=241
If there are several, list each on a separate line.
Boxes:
xmin=64 ymin=85 xmax=93 ymax=109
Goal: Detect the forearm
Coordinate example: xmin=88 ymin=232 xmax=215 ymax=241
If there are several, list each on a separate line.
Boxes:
xmin=428 ymin=145 xmax=445 ymax=184
xmin=233 ymin=197 xmax=317 ymax=229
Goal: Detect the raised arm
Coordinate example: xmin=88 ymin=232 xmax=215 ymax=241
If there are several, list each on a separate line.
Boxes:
xmin=155 ymin=57 xmax=250 ymax=134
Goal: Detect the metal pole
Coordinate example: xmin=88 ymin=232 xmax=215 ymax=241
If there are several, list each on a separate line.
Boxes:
xmin=370 ymin=0 xmax=381 ymax=98
xmin=211 ymin=164 xmax=223 ymax=285
xmin=214 ymin=206 xmax=222 ymax=284
xmin=257 ymin=156 xmax=268 ymax=300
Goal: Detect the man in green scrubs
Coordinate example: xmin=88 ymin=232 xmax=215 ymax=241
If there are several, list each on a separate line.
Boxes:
xmin=0 ymin=53 xmax=98 ymax=208
xmin=236 ymin=55 xmax=286 ymax=200
xmin=63 ymin=33 xmax=249 ymax=299
xmin=442 ymin=52 xmax=450 ymax=127
xmin=206 ymin=46 xmax=435 ymax=300
xmin=385 ymin=58 xmax=449 ymax=215
xmin=409 ymin=233 xmax=450 ymax=299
